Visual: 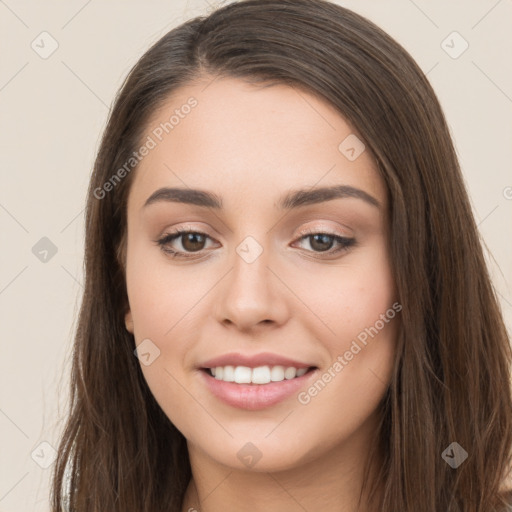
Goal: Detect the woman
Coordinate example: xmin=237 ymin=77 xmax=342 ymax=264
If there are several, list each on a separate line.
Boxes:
xmin=51 ymin=0 xmax=512 ymax=510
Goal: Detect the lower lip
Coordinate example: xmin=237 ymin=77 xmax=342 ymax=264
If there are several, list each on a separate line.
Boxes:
xmin=199 ymin=368 xmax=318 ymax=410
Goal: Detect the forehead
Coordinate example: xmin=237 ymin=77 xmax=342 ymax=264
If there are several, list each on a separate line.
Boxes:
xmin=127 ymin=76 xmax=386 ymax=213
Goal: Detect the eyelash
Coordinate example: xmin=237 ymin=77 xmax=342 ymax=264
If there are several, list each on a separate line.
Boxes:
xmin=155 ymin=227 xmax=356 ymax=260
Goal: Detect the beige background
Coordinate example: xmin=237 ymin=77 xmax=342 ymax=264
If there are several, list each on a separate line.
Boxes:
xmin=1 ymin=0 xmax=511 ymax=510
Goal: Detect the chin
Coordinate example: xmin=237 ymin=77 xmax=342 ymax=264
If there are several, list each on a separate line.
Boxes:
xmin=189 ymin=433 xmax=316 ymax=473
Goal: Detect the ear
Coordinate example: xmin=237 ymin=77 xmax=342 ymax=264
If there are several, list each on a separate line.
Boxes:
xmin=125 ymin=310 xmax=134 ymax=334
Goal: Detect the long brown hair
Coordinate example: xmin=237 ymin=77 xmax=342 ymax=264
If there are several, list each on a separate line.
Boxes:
xmin=51 ymin=0 xmax=512 ymax=510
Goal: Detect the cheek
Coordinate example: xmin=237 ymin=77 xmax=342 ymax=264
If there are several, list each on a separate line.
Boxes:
xmin=329 ymin=273 xmax=396 ymax=345
xmin=125 ymin=246 xmax=200 ymax=340
xmin=291 ymin=243 xmax=396 ymax=351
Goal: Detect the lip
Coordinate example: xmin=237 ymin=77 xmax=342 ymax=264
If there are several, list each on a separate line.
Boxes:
xmin=198 ymin=351 xmax=315 ymax=370
xmin=199 ymin=367 xmax=319 ymax=410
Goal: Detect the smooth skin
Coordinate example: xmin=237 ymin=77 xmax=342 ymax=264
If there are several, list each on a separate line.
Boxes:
xmin=124 ymin=76 xmax=400 ymax=512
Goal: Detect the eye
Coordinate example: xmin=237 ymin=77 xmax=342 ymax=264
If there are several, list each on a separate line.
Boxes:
xmin=156 ymin=228 xmax=217 ymax=259
xmin=155 ymin=227 xmax=356 ymax=259
xmin=292 ymin=228 xmax=356 ymax=257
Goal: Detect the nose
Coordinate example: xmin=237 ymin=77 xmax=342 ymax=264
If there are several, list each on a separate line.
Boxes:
xmin=213 ymin=237 xmax=289 ymax=333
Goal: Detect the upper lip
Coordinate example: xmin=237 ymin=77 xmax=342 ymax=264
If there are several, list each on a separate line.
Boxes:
xmin=199 ymin=352 xmax=316 ymax=369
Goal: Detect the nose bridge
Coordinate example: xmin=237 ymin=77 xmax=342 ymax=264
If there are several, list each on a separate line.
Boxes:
xmin=230 ymin=234 xmax=272 ymax=307
xmin=214 ymin=232 xmax=288 ymax=330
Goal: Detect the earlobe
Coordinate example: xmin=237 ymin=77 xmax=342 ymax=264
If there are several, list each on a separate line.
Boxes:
xmin=125 ymin=310 xmax=134 ymax=333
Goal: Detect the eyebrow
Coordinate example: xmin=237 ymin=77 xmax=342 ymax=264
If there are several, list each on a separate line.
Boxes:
xmin=143 ymin=185 xmax=380 ymax=210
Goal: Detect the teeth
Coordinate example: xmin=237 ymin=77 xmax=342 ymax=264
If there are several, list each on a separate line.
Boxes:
xmin=252 ymin=366 xmax=271 ymax=384
xmin=270 ymin=365 xmax=285 ymax=381
xmin=209 ymin=365 xmax=311 ymax=384
xmin=223 ymin=365 xmax=235 ymax=382
xmin=284 ymin=367 xmax=296 ymax=379
xmin=234 ymin=366 xmax=252 ymax=384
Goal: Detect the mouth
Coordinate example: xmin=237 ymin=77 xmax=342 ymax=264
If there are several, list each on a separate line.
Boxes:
xmin=199 ymin=365 xmax=320 ymax=410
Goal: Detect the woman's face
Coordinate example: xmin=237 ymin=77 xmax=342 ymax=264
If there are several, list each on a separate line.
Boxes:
xmin=123 ymin=76 xmax=399 ymax=472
